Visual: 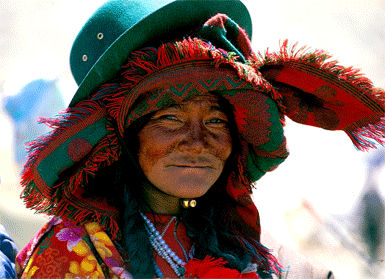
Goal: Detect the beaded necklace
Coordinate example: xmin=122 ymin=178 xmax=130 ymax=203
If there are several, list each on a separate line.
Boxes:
xmin=140 ymin=213 xmax=187 ymax=277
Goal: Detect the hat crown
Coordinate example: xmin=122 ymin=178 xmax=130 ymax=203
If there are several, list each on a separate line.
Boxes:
xmin=70 ymin=0 xmax=173 ymax=85
xmin=68 ymin=0 xmax=252 ymax=106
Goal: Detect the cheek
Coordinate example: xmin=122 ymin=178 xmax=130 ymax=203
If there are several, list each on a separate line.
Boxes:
xmin=138 ymin=146 xmax=155 ymax=175
xmin=216 ymin=132 xmax=233 ymax=161
xmin=138 ymin=142 xmax=162 ymax=176
xmin=137 ymin=130 xmax=173 ymax=176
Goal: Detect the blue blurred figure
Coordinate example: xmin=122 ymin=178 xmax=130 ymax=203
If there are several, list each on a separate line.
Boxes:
xmin=4 ymin=78 xmax=65 ymax=166
xmin=360 ymin=148 xmax=385 ymax=273
xmin=0 ymin=225 xmax=18 ymax=279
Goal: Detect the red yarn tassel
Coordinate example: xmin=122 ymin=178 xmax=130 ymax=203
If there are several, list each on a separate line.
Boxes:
xmin=184 ymin=256 xmax=240 ymax=278
xmin=184 ymin=256 xmax=260 ymax=278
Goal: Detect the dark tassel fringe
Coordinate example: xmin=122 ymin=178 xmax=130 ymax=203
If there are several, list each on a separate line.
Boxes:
xmin=227 ymin=216 xmax=282 ymax=276
xmin=243 ymin=235 xmax=283 ymax=275
xmin=216 ymin=205 xmax=282 ymax=276
xmin=121 ymin=186 xmax=155 ymax=278
xmin=259 ymin=39 xmax=385 ymax=151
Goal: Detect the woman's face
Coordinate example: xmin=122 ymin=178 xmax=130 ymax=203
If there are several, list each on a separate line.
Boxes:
xmin=137 ymin=94 xmax=232 ymax=211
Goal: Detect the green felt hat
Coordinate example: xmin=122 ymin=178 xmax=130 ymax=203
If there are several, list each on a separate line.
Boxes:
xmin=69 ymin=0 xmax=252 ymax=107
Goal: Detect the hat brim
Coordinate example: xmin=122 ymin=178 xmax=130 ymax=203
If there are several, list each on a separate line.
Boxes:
xmin=69 ymin=0 xmax=252 ymax=107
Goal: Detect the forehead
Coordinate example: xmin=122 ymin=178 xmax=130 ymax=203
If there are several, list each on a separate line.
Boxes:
xmin=162 ymin=94 xmax=224 ymax=111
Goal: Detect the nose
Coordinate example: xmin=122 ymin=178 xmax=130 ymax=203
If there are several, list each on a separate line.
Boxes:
xmin=177 ymin=121 xmax=208 ymax=154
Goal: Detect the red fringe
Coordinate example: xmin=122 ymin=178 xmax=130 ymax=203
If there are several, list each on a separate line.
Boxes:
xmin=266 ymin=40 xmax=377 ymax=91
xmin=259 ymin=39 xmax=385 ymax=150
xmin=21 ymin=100 xmax=105 ymax=197
xmin=20 ymin=99 xmax=122 ymax=239
xmin=347 ymin=120 xmax=385 ymax=151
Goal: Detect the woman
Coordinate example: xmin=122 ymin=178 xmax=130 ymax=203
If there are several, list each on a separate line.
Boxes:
xmin=16 ymin=0 xmax=385 ymax=278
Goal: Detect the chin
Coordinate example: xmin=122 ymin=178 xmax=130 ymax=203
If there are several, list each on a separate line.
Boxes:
xmin=155 ymin=173 xmax=220 ymax=198
xmin=173 ymin=182 xmax=213 ymax=199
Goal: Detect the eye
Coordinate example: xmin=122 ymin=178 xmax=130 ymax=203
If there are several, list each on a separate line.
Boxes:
xmin=151 ymin=114 xmax=183 ymax=125
xmin=205 ymin=118 xmax=229 ymax=127
xmin=158 ymin=115 xmax=180 ymax=121
xmin=207 ymin=118 xmax=226 ymax=124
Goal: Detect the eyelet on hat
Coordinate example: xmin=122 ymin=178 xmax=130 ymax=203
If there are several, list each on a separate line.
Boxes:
xmin=82 ymin=55 xmax=88 ymax=62
xmin=97 ymin=33 xmax=104 ymax=40
xmin=69 ymin=0 xmax=252 ymax=107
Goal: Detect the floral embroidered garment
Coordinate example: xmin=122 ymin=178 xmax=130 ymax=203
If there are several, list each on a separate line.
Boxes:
xmin=16 ymin=216 xmax=260 ymax=278
xmin=16 ymin=217 xmax=132 ymax=279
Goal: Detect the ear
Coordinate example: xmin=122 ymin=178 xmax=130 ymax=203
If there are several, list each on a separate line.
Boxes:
xmin=258 ymin=40 xmax=385 ymax=151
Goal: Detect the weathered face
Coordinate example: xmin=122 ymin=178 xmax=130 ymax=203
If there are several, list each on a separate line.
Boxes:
xmin=137 ymin=94 xmax=233 ymax=203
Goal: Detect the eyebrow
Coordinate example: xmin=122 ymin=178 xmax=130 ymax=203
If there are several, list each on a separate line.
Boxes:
xmin=166 ymin=103 xmax=183 ymax=110
xmin=164 ymin=103 xmax=225 ymax=113
xmin=210 ymin=105 xmax=226 ymax=113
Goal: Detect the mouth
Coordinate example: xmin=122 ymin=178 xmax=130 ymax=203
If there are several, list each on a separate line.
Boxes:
xmin=167 ymin=155 xmax=217 ymax=169
xmin=170 ymin=165 xmax=212 ymax=169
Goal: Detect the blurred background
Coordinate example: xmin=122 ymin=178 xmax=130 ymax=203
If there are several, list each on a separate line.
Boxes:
xmin=0 ymin=0 xmax=384 ymax=278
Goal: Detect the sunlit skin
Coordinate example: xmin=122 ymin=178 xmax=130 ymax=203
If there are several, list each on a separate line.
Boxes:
xmin=137 ymin=94 xmax=233 ymax=214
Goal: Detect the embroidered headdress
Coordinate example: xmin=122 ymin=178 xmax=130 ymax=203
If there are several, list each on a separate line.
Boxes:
xmin=21 ymin=0 xmax=385 ymax=274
